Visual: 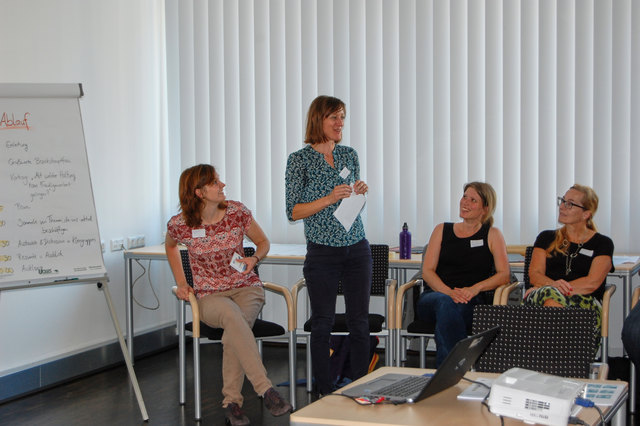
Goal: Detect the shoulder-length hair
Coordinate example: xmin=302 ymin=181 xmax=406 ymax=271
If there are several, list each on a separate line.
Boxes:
xmin=464 ymin=181 xmax=497 ymax=227
xmin=548 ymin=184 xmax=599 ymax=256
xmin=178 ymin=164 xmax=227 ymax=228
xmin=304 ymin=95 xmax=346 ymax=145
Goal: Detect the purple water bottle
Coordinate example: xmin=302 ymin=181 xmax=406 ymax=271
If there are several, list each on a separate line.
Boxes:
xmin=399 ymin=222 xmax=411 ymax=259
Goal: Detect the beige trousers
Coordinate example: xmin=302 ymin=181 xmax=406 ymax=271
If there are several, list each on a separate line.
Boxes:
xmin=198 ymin=286 xmax=272 ymax=407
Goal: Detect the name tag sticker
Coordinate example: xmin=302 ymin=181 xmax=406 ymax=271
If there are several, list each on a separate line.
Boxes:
xmin=470 ymin=239 xmax=484 ymax=248
xmin=230 ymin=252 xmax=247 ymax=273
xmin=580 ymin=248 xmax=594 ymax=257
xmin=339 ymin=167 xmax=351 ymax=179
xmin=192 ymin=229 xmax=206 ymax=238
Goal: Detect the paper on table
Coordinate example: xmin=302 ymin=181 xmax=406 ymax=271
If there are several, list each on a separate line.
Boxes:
xmin=613 ymin=255 xmax=640 ymax=265
xmin=334 ymin=192 xmax=366 ymax=232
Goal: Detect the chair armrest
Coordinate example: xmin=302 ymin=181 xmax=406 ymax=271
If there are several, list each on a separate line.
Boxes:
xmin=172 ymin=286 xmax=200 ymax=337
xmin=187 ymin=292 xmax=200 ymax=338
xmin=263 ymin=281 xmax=297 ymax=332
xmin=394 ymin=278 xmax=422 ymax=331
xmin=493 ymin=284 xmax=505 ymax=305
xmin=385 ymin=278 xmax=397 ymax=329
xmin=632 ymin=286 xmax=640 ymax=309
xmin=291 ymin=278 xmax=307 ymax=313
xmin=601 ymin=284 xmax=616 ymax=338
xmin=498 ymin=282 xmax=523 ymax=305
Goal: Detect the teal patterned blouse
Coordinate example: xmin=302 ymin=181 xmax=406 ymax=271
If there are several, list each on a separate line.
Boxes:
xmin=285 ymin=144 xmax=366 ymax=247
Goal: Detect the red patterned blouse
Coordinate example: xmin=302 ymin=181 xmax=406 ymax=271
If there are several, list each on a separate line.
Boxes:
xmin=166 ymin=200 xmax=262 ymax=298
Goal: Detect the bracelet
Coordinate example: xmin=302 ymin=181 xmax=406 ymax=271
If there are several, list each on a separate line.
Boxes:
xmin=252 ymin=255 xmax=260 ymax=263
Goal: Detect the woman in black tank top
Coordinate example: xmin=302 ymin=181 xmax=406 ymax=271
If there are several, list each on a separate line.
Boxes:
xmin=416 ymin=182 xmax=510 ymax=366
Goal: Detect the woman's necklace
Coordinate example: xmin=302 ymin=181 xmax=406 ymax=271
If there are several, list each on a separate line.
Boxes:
xmin=564 ymin=239 xmax=584 ymax=276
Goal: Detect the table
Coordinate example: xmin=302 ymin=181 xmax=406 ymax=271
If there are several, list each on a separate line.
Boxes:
xmin=123 ymin=244 xmax=640 ymax=411
xmin=290 ymin=366 xmax=628 ymax=426
xmin=123 ymin=243 xmax=423 ymax=362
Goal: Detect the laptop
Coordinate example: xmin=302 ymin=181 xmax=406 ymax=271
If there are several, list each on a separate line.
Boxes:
xmin=341 ymin=326 xmax=499 ymax=403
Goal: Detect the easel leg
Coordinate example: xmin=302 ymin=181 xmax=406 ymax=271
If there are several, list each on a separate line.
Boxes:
xmin=98 ymin=282 xmax=149 ymax=421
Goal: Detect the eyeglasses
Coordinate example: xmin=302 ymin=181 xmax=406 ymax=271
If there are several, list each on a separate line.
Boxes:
xmin=557 ymin=197 xmax=587 ymax=210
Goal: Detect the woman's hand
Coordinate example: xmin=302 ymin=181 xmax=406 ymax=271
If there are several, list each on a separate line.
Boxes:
xmin=353 ymin=180 xmax=368 ymax=195
xmin=450 ymin=286 xmax=480 ymax=304
xmin=552 ymin=279 xmax=573 ymax=296
xmin=239 ymin=255 xmax=259 ymax=274
xmin=176 ymin=285 xmax=194 ymax=301
xmin=330 ymin=184 xmax=353 ymax=203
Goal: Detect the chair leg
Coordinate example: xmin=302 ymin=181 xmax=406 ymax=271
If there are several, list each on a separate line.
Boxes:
xmin=288 ymin=332 xmax=297 ymax=409
xmin=384 ymin=334 xmax=391 ymax=366
xmin=178 ymin=301 xmax=186 ymax=405
xmin=306 ymin=335 xmax=313 ymax=393
xmin=395 ymin=332 xmax=401 ymax=367
xmin=385 ymin=332 xmax=393 ymax=366
xmin=601 ymin=336 xmax=608 ymax=364
xmin=193 ymin=336 xmax=201 ymax=421
xmin=419 ymin=336 xmax=426 ymax=369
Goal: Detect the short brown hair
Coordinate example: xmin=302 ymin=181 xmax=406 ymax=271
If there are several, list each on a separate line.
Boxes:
xmin=304 ymin=95 xmax=346 ymax=145
xmin=178 ymin=164 xmax=227 ymax=228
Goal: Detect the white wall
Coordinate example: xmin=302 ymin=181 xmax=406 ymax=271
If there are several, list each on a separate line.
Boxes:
xmin=0 ymin=0 xmax=175 ymax=375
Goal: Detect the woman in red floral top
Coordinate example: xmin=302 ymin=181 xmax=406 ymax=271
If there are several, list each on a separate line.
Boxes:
xmin=165 ymin=164 xmax=291 ymax=425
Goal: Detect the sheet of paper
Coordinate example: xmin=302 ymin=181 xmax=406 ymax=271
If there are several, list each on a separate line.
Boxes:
xmin=613 ymin=255 xmax=640 ymax=265
xmin=334 ymin=192 xmax=366 ymax=232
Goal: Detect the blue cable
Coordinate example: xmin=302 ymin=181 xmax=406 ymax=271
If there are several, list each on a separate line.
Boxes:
xmin=574 ymin=397 xmax=595 ymax=408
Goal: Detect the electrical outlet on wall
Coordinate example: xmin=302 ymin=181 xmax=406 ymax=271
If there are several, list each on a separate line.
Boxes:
xmin=110 ymin=238 xmax=125 ymax=251
xmin=126 ymin=235 xmax=145 ymax=249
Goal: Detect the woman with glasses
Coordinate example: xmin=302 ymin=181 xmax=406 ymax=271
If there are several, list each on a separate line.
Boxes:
xmin=525 ymin=184 xmax=614 ymax=334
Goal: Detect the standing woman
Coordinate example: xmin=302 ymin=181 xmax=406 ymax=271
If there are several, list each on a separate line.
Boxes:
xmin=525 ymin=184 xmax=614 ymax=336
xmin=165 ymin=164 xmax=291 ymax=426
xmin=285 ymin=95 xmax=372 ymax=396
xmin=416 ymin=182 xmax=510 ymax=367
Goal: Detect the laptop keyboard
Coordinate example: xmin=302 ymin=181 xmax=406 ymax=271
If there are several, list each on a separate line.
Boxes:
xmin=375 ymin=375 xmax=430 ymax=397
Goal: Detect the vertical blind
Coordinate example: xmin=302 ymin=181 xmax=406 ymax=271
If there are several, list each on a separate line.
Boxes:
xmin=165 ymin=0 xmax=639 ymax=252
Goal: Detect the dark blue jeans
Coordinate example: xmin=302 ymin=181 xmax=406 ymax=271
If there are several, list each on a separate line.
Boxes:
xmin=416 ymin=290 xmax=482 ymax=367
xmin=303 ymin=239 xmax=372 ymax=394
xmin=622 ymin=302 xmax=640 ymax=368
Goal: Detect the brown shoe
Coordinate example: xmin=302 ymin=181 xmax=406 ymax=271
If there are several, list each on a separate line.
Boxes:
xmin=224 ymin=402 xmax=250 ymax=426
xmin=263 ymin=387 xmax=293 ymax=416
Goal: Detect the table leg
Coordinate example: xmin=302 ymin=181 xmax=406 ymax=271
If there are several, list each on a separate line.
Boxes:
xmin=125 ymin=257 xmax=134 ymax=363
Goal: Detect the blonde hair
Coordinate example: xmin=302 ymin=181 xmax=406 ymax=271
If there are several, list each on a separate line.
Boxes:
xmin=463 ymin=181 xmax=497 ymax=227
xmin=547 ymin=184 xmax=599 ymax=256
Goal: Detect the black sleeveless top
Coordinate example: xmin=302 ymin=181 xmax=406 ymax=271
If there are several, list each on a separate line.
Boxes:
xmin=435 ymin=222 xmax=495 ymax=289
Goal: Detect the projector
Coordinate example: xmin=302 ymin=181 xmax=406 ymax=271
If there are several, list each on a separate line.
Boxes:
xmin=488 ymin=368 xmax=585 ymax=426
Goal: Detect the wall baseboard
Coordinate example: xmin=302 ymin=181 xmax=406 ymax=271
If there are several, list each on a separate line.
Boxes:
xmin=0 ymin=326 xmax=177 ymax=403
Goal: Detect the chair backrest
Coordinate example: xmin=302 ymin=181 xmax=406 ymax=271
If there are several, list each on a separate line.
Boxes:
xmin=523 ymin=245 xmax=534 ymax=290
xmin=336 ymin=244 xmax=389 ymax=297
xmin=472 ymin=305 xmax=598 ymax=378
xmin=180 ymin=249 xmax=194 ymax=287
xmin=179 ymin=247 xmax=258 ymax=288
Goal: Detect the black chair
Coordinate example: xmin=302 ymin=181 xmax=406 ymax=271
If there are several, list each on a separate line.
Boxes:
xmin=520 ymin=245 xmax=615 ymax=363
xmin=292 ymin=244 xmax=396 ymax=392
xmin=393 ymin=245 xmax=515 ymax=368
xmin=172 ymin=247 xmax=298 ymax=420
xmin=472 ymin=305 xmax=605 ymax=379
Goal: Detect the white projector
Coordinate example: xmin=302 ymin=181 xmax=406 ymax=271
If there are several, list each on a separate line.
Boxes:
xmin=488 ymin=368 xmax=585 ymax=426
